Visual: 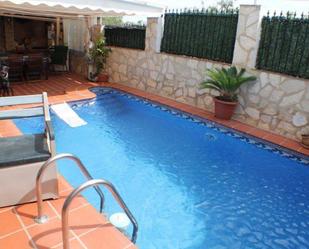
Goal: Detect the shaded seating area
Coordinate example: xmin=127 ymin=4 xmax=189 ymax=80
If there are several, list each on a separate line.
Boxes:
xmin=24 ymin=54 xmax=49 ymax=80
xmin=7 ymin=55 xmax=25 ymax=82
xmin=0 ymin=92 xmax=58 ymax=207
xmin=0 ymin=45 xmax=68 ymax=82
xmin=1 ymin=53 xmax=49 ymax=82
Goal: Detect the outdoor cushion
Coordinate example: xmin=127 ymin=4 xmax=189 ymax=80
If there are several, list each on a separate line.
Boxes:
xmin=0 ymin=134 xmax=50 ymax=167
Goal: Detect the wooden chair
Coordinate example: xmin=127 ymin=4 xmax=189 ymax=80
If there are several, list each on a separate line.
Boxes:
xmin=24 ymin=55 xmax=43 ymax=81
xmin=7 ymin=56 xmax=24 ymax=82
xmin=0 ymin=92 xmax=59 ymax=207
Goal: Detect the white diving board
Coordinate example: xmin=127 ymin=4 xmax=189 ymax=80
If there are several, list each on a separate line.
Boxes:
xmin=51 ymin=103 xmax=87 ymax=127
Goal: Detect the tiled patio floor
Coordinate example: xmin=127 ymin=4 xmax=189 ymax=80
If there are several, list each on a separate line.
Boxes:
xmin=0 ymin=73 xmax=308 ymax=248
xmin=0 ymin=74 xmax=137 ymax=249
xmin=0 ymin=175 xmax=136 ymax=249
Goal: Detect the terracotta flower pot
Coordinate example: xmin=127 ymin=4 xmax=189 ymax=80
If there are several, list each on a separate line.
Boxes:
xmin=97 ymin=73 xmax=109 ymax=82
xmin=213 ymin=97 xmax=238 ymax=120
xmin=301 ymin=134 xmax=309 ymax=149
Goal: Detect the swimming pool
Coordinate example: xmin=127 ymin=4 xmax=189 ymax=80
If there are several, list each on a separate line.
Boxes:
xmin=15 ymin=87 xmax=309 ymax=249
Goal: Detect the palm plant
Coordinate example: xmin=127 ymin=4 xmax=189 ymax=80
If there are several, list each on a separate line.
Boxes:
xmin=88 ymin=37 xmax=111 ymax=78
xmin=200 ymin=66 xmax=256 ymax=102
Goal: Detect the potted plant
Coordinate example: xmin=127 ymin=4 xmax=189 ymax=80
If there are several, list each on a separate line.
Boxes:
xmin=301 ymin=134 xmax=309 ymax=148
xmin=88 ymin=36 xmax=111 ymax=82
xmin=200 ymin=66 xmax=256 ymax=120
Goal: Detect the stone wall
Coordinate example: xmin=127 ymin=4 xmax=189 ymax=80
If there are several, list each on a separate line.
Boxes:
xmin=237 ymin=71 xmax=309 ymax=139
xmin=105 ymin=5 xmax=309 ymax=141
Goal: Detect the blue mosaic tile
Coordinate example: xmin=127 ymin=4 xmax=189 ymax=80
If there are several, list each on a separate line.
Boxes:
xmin=87 ymin=87 xmax=309 ymax=166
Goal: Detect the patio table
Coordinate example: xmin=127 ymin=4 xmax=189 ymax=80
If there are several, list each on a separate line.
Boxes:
xmin=0 ymin=52 xmax=49 ymax=82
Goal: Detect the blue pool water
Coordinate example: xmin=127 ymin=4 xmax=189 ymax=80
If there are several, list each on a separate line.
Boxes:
xmin=15 ymin=87 xmax=309 ymax=249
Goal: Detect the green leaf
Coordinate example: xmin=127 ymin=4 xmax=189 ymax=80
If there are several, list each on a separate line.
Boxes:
xmin=200 ymin=66 xmax=256 ymax=101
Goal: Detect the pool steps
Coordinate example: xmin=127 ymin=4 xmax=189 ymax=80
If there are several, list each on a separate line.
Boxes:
xmin=51 ymin=103 xmax=87 ymax=127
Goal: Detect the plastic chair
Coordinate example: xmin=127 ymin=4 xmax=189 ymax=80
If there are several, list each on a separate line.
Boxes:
xmin=50 ymin=45 xmax=68 ymax=72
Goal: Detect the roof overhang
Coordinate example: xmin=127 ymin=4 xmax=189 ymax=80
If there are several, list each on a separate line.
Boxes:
xmin=0 ymin=0 xmax=164 ymax=18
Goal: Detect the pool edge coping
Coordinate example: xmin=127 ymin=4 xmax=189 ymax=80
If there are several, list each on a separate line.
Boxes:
xmin=87 ymin=84 xmax=308 ymax=161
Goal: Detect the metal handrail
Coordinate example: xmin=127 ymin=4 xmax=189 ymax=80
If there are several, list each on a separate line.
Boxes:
xmin=34 ymin=153 xmax=105 ymax=224
xmin=62 ymin=179 xmax=138 ymax=249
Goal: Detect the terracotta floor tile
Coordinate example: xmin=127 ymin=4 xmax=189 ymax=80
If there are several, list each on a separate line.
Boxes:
xmin=297 ymin=146 xmax=309 ymax=156
xmin=247 ymin=128 xmax=270 ymax=139
xmin=14 ymin=201 xmax=57 ymax=227
xmin=53 ymin=238 xmax=85 ymax=249
xmin=280 ymin=139 xmax=301 ymax=150
xmin=264 ymin=133 xmax=286 ymax=145
xmin=226 ymin=120 xmax=241 ymax=128
xmin=0 ymin=206 xmax=14 ymax=214
xmin=49 ymin=190 xmax=88 ymax=216
xmin=58 ymin=176 xmax=73 ymax=193
xmin=0 ymin=209 xmax=22 ymax=237
xmin=232 ymin=122 xmax=254 ymax=133
xmin=0 ymin=230 xmax=34 ymax=249
xmin=0 ymin=120 xmax=22 ymax=137
xmin=66 ymin=204 xmax=108 ymax=236
xmin=80 ymin=223 xmax=133 ymax=249
xmin=27 ymin=217 xmax=73 ymax=248
xmin=211 ymin=118 xmax=236 ymax=127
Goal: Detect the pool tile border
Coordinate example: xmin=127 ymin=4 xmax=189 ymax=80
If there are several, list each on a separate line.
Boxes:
xmin=102 ymin=83 xmax=309 ymax=158
xmin=1 ymin=75 xmax=307 ymax=157
xmin=84 ymin=87 xmax=308 ymax=165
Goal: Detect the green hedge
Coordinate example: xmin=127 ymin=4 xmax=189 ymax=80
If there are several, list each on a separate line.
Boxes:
xmin=104 ymin=25 xmax=146 ymax=50
xmin=256 ymin=13 xmax=309 ymax=79
xmin=160 ymin=9 xmax=239 ymax=63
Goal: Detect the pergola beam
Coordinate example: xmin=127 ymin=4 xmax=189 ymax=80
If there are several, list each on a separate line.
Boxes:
xmin=0 ymin=12 xmax=56 ymax=21
xmin=56 ymin=17 xmax=60 ymax=45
